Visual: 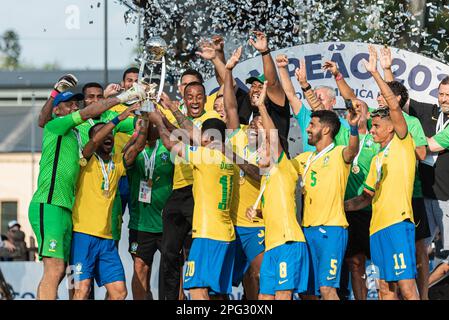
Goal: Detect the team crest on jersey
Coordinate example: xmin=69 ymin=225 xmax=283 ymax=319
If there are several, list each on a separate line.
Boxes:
xmin=365 ymin=139 xmax=373 ymax=148
xmin=130 ymin=242 xmax=138 ymax=253
xmin=160 ymin=153 xmax=169 ymax=163
xmin=323 ymin=156 xmax=330 ymax=167
xmin=49 ymin=239 xmax=57 ymax=252
xmin=189 ymin=146 xmax=198 ymax=152
xmin=75 ymin=263 xmax=83 ymax=275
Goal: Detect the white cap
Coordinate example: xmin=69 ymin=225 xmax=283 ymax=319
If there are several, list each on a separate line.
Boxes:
xmin=8 ymin=220 xmax=20 ymax=229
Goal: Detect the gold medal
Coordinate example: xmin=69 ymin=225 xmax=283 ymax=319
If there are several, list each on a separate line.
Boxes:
xmin=79 ymin=157 xmax=87 ymax=167
xmin=352 ymin=165 xmax=360 ymax=174
xmin=147 ymin=179 xmax=153 ymax=188
xmin=103 ymin=190 xmax=110 ymax=197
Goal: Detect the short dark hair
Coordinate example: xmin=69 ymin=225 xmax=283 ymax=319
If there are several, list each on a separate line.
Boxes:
xmin=184 ymin=81 xmax=206 ymax=96
xmin=201 ymin=118 xmax=227 ymax=143
xmin=387 ymin=81 xmax=409 ymax=109
xmin=311 ymin=110 xmax=341 ymax=139
xmin=88 ymin=122 xmax=106 ymax=139
xmin=370 ymin=107 xmax=391 ymax=119
xmin=180 ymin=69 xmax=203 ymax=84
xmin=439 ymin=76 xmax=449 ymax=89
xmin=123 ymin=67 xmax=139 ymax=81
xmin=82 ymin=82 xmax=103 ymax=95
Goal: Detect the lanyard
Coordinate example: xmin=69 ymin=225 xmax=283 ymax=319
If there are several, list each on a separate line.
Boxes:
xmin=375 ymin=140 xmax=393 ymax=184
xmin=353 ymin=135 xmax=367 ymax=167
xmin=88 ymin=118 xmax=95 ymax=126
xmin=142 ymin=140 xmax=159 ymax=180
xmin=97 ymin=155 xmax=113 ymax=191
xmin=301 ymin=143 xmax=335 ymax=187
xmin=436 ymin=112 xmax=449 ymax=133
xmin=253 ymin=171 xmax=271 ymax=210
xmin=243 ymin=145 xmax=258 ymax=163
xmin=73 ymin=129 xmax=84 ymax=160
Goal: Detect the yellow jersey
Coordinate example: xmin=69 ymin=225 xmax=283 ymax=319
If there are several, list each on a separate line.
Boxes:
xmin=72 ymin=153 xmax=126 ymax=239
xmin=109 ymin=104 xmax=134 ymax=156
xmin=227 ymin=126 xmax=263 ymax=227
xmin=261 ymin=152 xmax=306 ymax=251
xmin=364 ymin=133 xmax=415 ymax=235
xmin=166 ymin=110 xmax=221 ymax=190
xmin=185 ymin=145 xmax=235 ymax=241
xmin=292 ymin=145 xmax=350 ymax=228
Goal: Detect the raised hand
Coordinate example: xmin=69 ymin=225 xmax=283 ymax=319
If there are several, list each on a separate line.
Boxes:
xmin=322 ymin=60 xmax=339 ymax=76
xmin=119 ymin=102 xmax=141 ymax=120
xmin=104 ymin=83 xmax=122 ymax=98
xmin=347 ymin=99 xmax=363 ymax=127
xmin=225 ymin=46 xmax=242 ymax=70
xmin=379 ymin=45 xmax=392 ymax=70
xmin=294 ymin=59 xmax=308 ymax=87
xmin=248 ymin=31 xmax=268 ymax=53
xmin=363 ymin=45 xmax=379 ymax=74
xmin=275 ymin=54 xmax=289 ymax=68
xmin=159 ymin=92 xmax=180 ymax=112
xmin=256 ymin=81 xmax=268 ymax=108
xmin=196 ymin=40 xmax=216 ymax=61
xmin=211 ymin=35 xmax=225 ymax=53
xmin=54 ymin=74 xmax=78 ymax=93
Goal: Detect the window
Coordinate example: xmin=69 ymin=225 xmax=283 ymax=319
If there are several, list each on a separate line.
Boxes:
xmin=1 ymin=201 xmax=18 ymax=235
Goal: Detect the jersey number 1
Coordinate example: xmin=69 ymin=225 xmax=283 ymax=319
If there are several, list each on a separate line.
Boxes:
xmin=218 ymin=175 xmax=233 ymax=210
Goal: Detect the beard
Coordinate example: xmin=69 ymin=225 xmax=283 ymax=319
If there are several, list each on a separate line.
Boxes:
xmin=441 ymin=104 xmax=449 ymax=114
xmin=307 ymin=131 xmax=322 ymax=146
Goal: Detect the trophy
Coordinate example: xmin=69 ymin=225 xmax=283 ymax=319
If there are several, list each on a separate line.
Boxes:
xmin=136 ymin=36 xmax=168 ymax=113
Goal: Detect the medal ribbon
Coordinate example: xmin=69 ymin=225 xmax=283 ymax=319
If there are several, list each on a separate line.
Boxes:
xmin=352 ymin=135 xmax=367 ymax=168
xmin=97 ymin=155 xmax=113 ymax=191
xmin=301 ymin=143 xmax=335 ymax=187
xmin=73 ymin=129 xmax=84 ymax=161
xmin=375 ymin=140 xmax=393 ymax=185
xmin=142 ymin=140 xmax=159 ymax=181
xmin=436 ymin=111 xmax=449 ymax=133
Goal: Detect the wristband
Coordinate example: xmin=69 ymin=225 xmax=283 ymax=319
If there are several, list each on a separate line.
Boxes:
xmin=335 ymin=73 xmax=343 ymax=81
xmin=350 ymin=125 xmax=359 ymax=136
xmin=50 ymin=90 xmax=59 ymax=98
xmin=301 ymin=84 xmax=312 ymax=93
xmin=111 ymin=116 xmax=121 ymax=126
xmin=261 ymin=49 xmax=271 ymax=56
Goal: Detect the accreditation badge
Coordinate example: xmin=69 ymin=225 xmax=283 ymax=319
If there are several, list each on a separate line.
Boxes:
xmin=139 ymin=180 xmax=152 ymax=203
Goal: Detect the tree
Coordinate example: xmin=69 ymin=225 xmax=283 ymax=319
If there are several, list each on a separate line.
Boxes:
xmin=0 ymin=30 xmax=21 ymax=70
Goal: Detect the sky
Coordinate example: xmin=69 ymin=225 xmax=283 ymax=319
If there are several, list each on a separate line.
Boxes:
xmin=0 ymin=0 xmax=139 ymax=70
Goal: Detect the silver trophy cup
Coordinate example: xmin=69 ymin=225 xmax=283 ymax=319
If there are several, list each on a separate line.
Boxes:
xmin=137 ymin=36 xmax=167 ymax=113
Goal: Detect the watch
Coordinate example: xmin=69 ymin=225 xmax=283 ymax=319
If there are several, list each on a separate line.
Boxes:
xmin=301 ymin=84 xmax=312 ymax=93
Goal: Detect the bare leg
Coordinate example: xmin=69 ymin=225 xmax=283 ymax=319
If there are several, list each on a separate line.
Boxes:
xmin=258 ymin=293 xmax=275 ymax=300
xmin=73 ymin=279 xmax=92 ymax=300
xmin=346 ymin=253 xmax=367 ymax=300
xmin=190 ymin=288 xmax=209 ymax=300
xmin=319 ymin=286 xmax=339 ymax=300
xmin=429 ymin=262 xmax=449 ymax=286
xmin=242 ymin=252 xmax=264 ymax=300
xmin=275 ymin=290 xmax=293 ymax=300
xmin=415 ymin=239 xmax=429 ymax=300
xmin=378 ymin=280 xmax=398 ymax=300
xmin=398 ymin=279 xmax=419 ymax=300
xmin=37 ymin=257 xmax=66 ymax=300
xmin=131 ymin=256 xmax=150 ymax=300
xmin=104 ymin=281 xmax=127 ymax=300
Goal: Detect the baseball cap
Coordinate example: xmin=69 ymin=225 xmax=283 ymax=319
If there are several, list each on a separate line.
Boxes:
xmin=245 ymin=74 xmax=266 ymax=85
xmin=8 ymin=220 xmax=20 ymax=229
xmin=53 ymin=91 xmax=84 ymax=107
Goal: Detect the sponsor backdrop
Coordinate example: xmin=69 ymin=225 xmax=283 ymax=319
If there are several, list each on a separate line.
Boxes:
xmin=2 ymin=42 xmax=449 ymax=300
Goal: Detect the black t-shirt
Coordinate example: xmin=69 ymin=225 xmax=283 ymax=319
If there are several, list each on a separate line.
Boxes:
xmin=409 ymin=99 xmax=449 ymax=200
xmin=236 ymin=88 xmax=291 ymax=155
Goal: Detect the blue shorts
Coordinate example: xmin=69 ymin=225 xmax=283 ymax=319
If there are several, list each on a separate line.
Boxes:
xmin=259 ymin=241 xmax=309 ymax=295
xmin=70 ymin=232 xmax=125 ymax=287
xmin=370 ymin=221 xmax=416 ymax=282
xmin=232 ymin=226 xmax=265 ymax=286
xmin=183 ymin=238 xmax=236 ymax=294
xmin=303 ymin=226 xmax=348 ymax=295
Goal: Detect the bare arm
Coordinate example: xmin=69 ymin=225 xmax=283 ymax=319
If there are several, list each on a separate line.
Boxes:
xmin=364 ymin=45 xmax=408 ymax=139
xmin=123 ymin=115 xmax=150 ymax=167
xmin=294 ymin=60 xmax=325 ymax=111
xmin=38 ymin=97 xmax=55 ymax=128
xmin=83 ymin=104 xmax=140 ymax=159
xmin=148 ymin=111 xmax=185 ymax=158
xmin=223 ymin=47 xmax=242 ymax=130
xmin=323 ymin=61 xmax=357 ymax=100
xmin=427 ymin=137 xmax=445 ymax=152
xmin=380 ymin=46 xmax=394 ymax=82
xmin=342 ymin=100 xmax=361 ymax=163
xmin=275 ymin=54 xmax=303 ymax=115
xmin=415 ymin=145 xmax=427 ymax=161
xmin=249 ymin=31 xmax=285 ymax=106
xmin=344 ymin=190 xmax=374 ymax=212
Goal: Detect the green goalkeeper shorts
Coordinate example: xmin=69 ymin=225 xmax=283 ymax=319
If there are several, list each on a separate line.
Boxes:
xmin=28 ymin=202 xmax=72 ymax=262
